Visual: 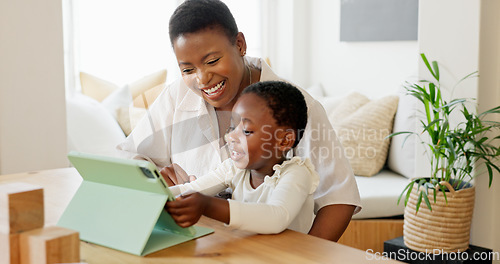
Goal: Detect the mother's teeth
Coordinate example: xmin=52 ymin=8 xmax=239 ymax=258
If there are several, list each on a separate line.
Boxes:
xmin=205 ymin=81 xmax=224 ymax=94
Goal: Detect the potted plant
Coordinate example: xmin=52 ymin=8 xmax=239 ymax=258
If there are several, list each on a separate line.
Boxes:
xmin=388 ymin=53 xmax=500 ymax=252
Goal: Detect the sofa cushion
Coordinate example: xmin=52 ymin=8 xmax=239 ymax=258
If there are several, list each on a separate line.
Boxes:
xmin=331 ymin=92 xmax=399 ymax=176
xmin=328 ymin=92 xmax=370 ymax=125
xmin=305 ymin=84 xmax=344 ymax=115
xmin=129 ymin=69 xmax=167 ymax=100
xmin=101 ymin=85 xmax=132 ymax=119
xmin=352 ymin=169 xmax=409 ymax=219
xmin=116 ymin=106 xmax=147 ymax=136
xmin=79 ymin=72 xmax=119 ymax=102
xmin=387 ymin=87 xmax=417 ymax=178
xmin=305 ymin=83 xmax=326 ymax=98
xmin=79 ymin=70 xmax=167 ymax=137
xmin=80 ymin=69 xmax=167 ymax=104
xmin=132 ymin=83 xmax=166 ymax=109
xmin=66 ymin=94 xmax=126 ymax=157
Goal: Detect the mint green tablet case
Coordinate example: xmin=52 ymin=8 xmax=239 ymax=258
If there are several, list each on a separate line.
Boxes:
xmin=57 ymin=151 xmax=213 ymax=256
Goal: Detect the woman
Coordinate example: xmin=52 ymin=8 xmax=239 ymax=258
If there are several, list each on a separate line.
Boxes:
xmin=118 ymin=0 xmax=361 ymax=241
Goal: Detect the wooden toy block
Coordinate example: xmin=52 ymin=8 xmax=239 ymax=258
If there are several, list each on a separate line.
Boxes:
xmin=0 ymin=232 xmax=20 ymax=264
xmin=0 ymin=182 xmax=44 ymax=234
xmin=19 ymin=226 xmax=80 ymax=264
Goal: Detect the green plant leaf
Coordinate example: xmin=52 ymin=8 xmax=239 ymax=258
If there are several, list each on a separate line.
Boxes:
xmin=456 ymin=70 xmax=478 ymax=85
xmin=488 ymin=160 xmax=500 ymax=172
xmin=432 ymin=61 xmax=440 ymax=81
xmin=446 ymin=136 xmax=456 ymax=160
xmin=421 ymin=53 xmax=439 ymax=81
xmin=440 ymin=98 xmax=467 ymax=110
xmin=423 ymin=192 xmax=432 ymax=212
xmin=401 ymin=133 xmax=415 ymax=147
xmin=398 ymin=181 xmax=414 ymax=206
xmin=385 ymin=131 xmax=415 ymax=139
xmin=442 ymin=190 xmax=448 ymax=204
xmin=486 ymin=164 xmax=493 ymax=187
xmin=479 ymin=105 xmax=500 ymax=117
xmin=422 ymin=119 xmax=442 ymax=136
xmin=416 ymin=191 xmax=423 ymax=213
xmin=433 ymin=184 xmax=437 ymax=203
xmin=429 ymin=83 xmax=436 ymax=104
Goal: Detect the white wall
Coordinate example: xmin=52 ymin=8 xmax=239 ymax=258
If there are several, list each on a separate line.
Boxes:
xmin=415 ymin=0 xmax=481 ymax=187
xmin=473 ymin=0 xmax=500 ymax=256
xmin=418 ymin=0 xmax=500 ymax=256
xmin=265 ymin=0 xmax=419 ymax=99
xmin=266 ymin=0 xmax=499 ymax=254
xmin=0 ymin=0 xmax=68 ymax=174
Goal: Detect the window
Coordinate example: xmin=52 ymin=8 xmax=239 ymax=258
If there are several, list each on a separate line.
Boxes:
xmin=66 ymin=0 xmax=262 ymax=93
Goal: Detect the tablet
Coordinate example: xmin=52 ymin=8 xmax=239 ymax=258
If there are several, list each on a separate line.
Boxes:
xmin=57 ymin=151 xmax=213 ymax=256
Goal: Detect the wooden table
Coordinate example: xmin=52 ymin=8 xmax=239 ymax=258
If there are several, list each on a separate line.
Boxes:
xmin=0 ymin=168 xmax=401 ymax=263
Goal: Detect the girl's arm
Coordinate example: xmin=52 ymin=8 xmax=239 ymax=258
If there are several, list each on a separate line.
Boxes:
xmin=168 ymin=159 xmax=235 ymax=197
xmin=166 ymin=159 xmax=317 ymax=233
xmin=165 ymin=159 xmax=235 ymax=227
xmin=166 ymin=193 xmax=229 ymax=227
xmin=228 ymin=165 xmax=316 ymax=234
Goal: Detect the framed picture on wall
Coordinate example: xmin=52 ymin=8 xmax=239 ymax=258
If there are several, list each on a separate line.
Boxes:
xmin=340 ymin=0 xmax=418 ymax=42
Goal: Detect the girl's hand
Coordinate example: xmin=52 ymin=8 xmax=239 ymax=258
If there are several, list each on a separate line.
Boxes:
xmin=165 ymin=192 xmax=208 ymax=227
xmin=160 ymin=163 xmax=197 ymax=186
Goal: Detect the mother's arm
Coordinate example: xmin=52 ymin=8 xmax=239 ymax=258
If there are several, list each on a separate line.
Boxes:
xmin=294 ymin=90 xmax=361 ymax=241
xmin=308 ymin=204 xmax=355 ymax=241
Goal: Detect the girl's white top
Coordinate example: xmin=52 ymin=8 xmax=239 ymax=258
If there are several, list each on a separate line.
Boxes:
xmin=170 ymin=157 xmax=319 ymax=234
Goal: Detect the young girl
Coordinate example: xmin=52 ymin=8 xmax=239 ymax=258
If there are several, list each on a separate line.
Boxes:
xmin=165 ymin=81 xmax=319 ymax=234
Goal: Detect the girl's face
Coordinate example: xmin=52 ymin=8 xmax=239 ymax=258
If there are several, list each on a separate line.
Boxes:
xmin=173 ymin=27 xmax=248 ymax=111
xmin=225 ymin=93 xmax=290 ymax=176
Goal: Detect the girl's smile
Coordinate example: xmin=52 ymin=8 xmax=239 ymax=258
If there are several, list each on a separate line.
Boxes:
xmin=225 ymin=93 xmax=288 ymax=177
xmin=228 ymin=144 xmax=245 ymax=162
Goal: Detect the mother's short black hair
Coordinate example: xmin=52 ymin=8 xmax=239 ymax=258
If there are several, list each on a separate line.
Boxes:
xmin=242 ymin=81 xmax=308 ymax=148
xmin=169 ymin=0 xmax=239 ymax=45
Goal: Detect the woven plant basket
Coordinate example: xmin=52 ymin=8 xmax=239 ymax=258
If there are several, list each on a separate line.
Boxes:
xmin=403 ymin=181 xmax=475 ymax=252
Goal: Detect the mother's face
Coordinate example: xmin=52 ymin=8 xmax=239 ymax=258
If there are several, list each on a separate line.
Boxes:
xmin=173 ymin=28 xmax=247 ymax=111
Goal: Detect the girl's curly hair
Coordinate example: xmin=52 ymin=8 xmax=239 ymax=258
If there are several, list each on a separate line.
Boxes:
xmin=242 ymin=81 xmax=308 ymax=148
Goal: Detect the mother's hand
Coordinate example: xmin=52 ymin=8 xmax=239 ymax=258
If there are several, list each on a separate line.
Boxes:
xmin=160 ymin=163 xmax=197 ymax=186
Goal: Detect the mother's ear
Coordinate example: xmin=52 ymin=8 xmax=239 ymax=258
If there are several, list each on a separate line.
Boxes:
xmin=235 ymin=32 xmax=247 ymax=56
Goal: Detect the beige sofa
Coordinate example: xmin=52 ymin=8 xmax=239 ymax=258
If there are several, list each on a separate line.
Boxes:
xmin=307 ymin=84 xmax=416 ymax=252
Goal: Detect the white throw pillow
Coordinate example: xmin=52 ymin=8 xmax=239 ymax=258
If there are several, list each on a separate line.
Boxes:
xmin=305 ymin=83 xmax=344 ymax=114
xmin=316 ymin=96 xmax=344 ymax=115
xmin=305 ymin=83 xmax=326 ymax=99
xmin=387 ymin=87 xmax=417 ymax=178
xmin=101 ymin=85 xmax=132 ymax=119
xmin=66 ymin=94 xmax=126 ymax=157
